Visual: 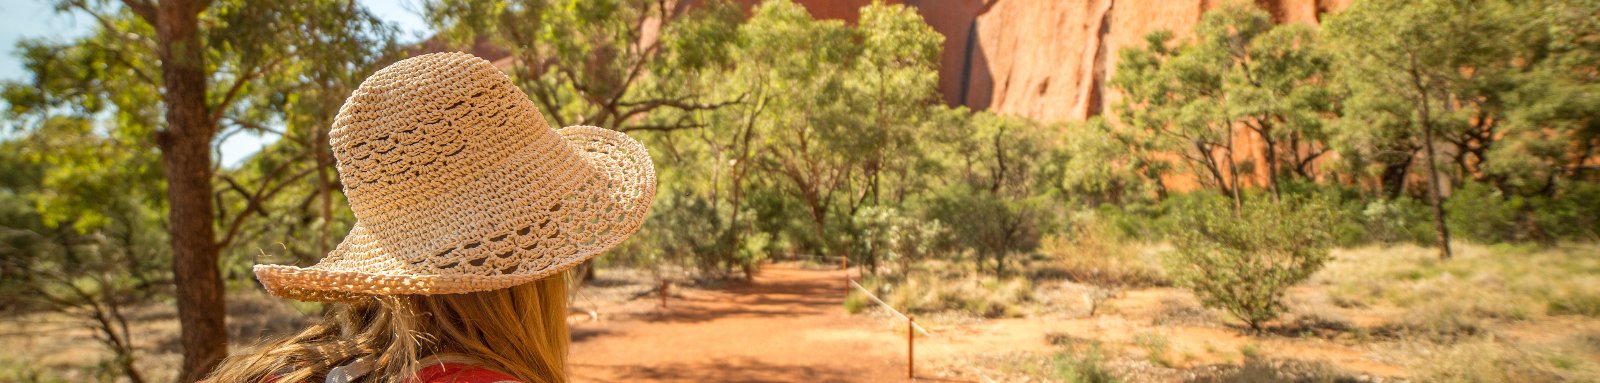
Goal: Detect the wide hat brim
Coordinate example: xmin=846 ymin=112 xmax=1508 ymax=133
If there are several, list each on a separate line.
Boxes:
xmin=254 ymin=126 xmax=655 ymax=302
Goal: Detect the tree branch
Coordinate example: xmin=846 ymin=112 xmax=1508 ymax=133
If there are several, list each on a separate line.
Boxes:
xmin=118 ymin=0 xmax=158 ymax=25
xmin=211 ymin=56 xmax=289 ymax=123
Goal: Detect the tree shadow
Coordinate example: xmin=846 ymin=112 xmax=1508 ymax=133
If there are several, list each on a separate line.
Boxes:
xmin=604 ymin=267 xmax=848 ymax=325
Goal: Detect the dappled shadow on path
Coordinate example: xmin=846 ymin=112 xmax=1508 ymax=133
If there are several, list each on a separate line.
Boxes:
xmin=594 ymin=265 xmax=847 ymax=326
xmin=567 ymin=263 xmax=915 ymax=382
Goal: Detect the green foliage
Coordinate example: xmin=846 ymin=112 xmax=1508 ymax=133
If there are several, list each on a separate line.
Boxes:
xmin=1162 ymin=196 xmax=1335 ymax=331
xmin=1047 ymin=118 xmax=1147 ymax=207
xmin=1441 ymin=182 xmax=1600 ymax=244
xmin=0 ymin=120 xmax=170 ymax=381
xmin=926 ymin=112 xmax=1058 ymax=276
xmin=427 ymin=0 xmax=741 ymax=130
xmin=1050 ymin=344 xmax=1119 ymax=383
xmin=929 ymin=185 xmax=1050 ymax=276
xmin=1041 ymin=213 xmax=1168 ymax=288
xmin=1112 ymin=3 xmax=1333 ymax=200
xmin=850 ymin=206 xmax=950 ymax=273
xmin=1357 ymin=197 xmax=1439 ymax=246
xmin=843 ymin=288 xmax=869 ymax=314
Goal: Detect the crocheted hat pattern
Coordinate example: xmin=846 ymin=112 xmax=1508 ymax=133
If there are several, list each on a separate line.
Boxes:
xmin=253 ymin=52 xmax=656 ymax=302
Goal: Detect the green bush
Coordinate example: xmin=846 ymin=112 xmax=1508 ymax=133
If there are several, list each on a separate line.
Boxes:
xmin=1359 ymin=197 xmax=1438 ymax=245
xmin=850 ymin=206 xmax=952 ymax=274
xmin=843 ymin=289 xmax=869 ymax=314
xmin=1446 ymin=182 xmax=1521 ymax=243
xmin=1443 ymin=182 xmax=1600 ymax=244
xmin=1527 ymin=182 xmax=1600 ymax=241
xmin=1050 ymin=344 xmax=1119 ymax=383
xmin=1161 ymin=196 xmax=1334 ymax=332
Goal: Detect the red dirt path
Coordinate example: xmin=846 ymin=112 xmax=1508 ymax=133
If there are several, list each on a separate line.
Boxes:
xmin=567 ymin=263 xmax=930 ymax=382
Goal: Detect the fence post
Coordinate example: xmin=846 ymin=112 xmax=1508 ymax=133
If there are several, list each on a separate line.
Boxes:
xmin=908 ymin=315 xmax=915 ymax=380
xmin=659 ymin=279 xmax=669 ymax=308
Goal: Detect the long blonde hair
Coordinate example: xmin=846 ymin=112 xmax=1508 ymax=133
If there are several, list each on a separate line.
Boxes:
xmin=209 ymin=274 xmax=570 ymax=383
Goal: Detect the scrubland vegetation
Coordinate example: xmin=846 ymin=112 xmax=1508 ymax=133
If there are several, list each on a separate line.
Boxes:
xmin=3 ymin=0 xmax=1599 ymax=381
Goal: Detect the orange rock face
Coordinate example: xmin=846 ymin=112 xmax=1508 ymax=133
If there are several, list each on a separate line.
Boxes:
xmin=902 ymin=0 xmax=1346 ymax=123
xmin=760 ymin=0 xmax=1347 ymax=124
xmin=890 ymin=0 xmax=1348 ymax=191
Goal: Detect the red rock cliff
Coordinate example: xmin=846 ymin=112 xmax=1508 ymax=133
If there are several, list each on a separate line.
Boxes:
xmin=902 ymin=0 xmax=1348 ymax=123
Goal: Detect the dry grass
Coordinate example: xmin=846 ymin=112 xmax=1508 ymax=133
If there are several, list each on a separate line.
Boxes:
xmin=1404 ymin=336 xmax=1597 ymax=382
xmin=1036 ymin=216 xmax=1168 ymax=288
xmin=908 ymin=241 xmax=1600 ymax=382
xmin=1313 ymin=243 xmax=1600 ymax=340
xmin=852 ymin=264 xmax=1035 ymax=318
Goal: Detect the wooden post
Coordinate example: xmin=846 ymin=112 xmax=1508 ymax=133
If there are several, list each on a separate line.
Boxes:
xmin=907 ymin=315 xmax=915 ymax=380
xmin=659 ymin=279 xmax=669 ymax=308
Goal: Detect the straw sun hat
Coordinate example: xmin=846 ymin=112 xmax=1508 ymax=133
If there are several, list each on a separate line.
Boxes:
xmin=253 ymin=52 xmax=656 ymax=302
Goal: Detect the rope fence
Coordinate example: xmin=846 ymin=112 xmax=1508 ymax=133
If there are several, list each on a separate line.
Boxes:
xmin=845 ymin=267 xmax=997 ymax=382
xmin=849 ymin=279 xmax=931 ymax=336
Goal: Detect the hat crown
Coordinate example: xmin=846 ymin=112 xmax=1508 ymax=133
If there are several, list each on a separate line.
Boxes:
xmin=329 ymin=52 xmax=553 ymax=217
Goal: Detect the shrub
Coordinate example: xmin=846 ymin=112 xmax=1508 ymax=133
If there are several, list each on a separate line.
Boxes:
xmin=1040 ymin=212 xmax=1167 ymax=288
xmin=1161 ymin=196 xmax=1334 ymax=332
xmin=850 ymin=206 xmax=952 ymax=274
xmin=843 ymin=289 xmax=869 ymax=314
xmin=928 ymin=186 xmax=1052 ymax=276
xmin=1443 ymin=182 xmax=1600 ymax=244
xmin=1358 ymin=197 xmax=1438 ymax=245
xmin=1445 ymin=182 xmax=1521 ymax=243
xmin=1050 ymin=344 xmax=1119 ymax=383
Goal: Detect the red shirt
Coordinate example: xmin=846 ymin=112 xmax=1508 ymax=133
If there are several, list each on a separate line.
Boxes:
xmin=261 ymin=363 xmax=520 ymax=383
xmin=414 ymin=363 xmax=520 ymax=383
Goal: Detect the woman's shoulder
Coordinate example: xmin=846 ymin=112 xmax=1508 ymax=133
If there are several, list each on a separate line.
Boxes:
xmin=415 ymin=362 xmax=521 ymax=383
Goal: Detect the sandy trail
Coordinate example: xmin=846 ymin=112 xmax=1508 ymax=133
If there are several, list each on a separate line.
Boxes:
xmin=568 ymin=263 xmax=939 ymax=383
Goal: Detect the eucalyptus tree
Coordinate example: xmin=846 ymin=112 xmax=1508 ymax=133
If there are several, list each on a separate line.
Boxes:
xmin=424 ymin=0 xmax=742 ymax=133
xmin=843 ymin=2 xmax=943 ymax=209
xmin=1112 ymin=3 xmax=1333 ymax=208
xmin=1113 ymin=30 xmax=1246 ymax=213
xmin=1195 ymin=3 xmax=1334 ymax=200
xmin=5 ymin=0 xmax=396 ymax=379
xmin=1497 ymin=0 xmax=1600 ymax=194
xmin=737 ymin=0 xmax=861 ymax=262
xmin=1325 ymin=0 xmax=1522 ymax=259
xmin=930 ymin=112 xmax=1052 ymax=276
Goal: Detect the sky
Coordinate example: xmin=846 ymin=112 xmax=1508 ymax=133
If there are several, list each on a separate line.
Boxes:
xmin=0 ymin=0 xmax=434 ymax=167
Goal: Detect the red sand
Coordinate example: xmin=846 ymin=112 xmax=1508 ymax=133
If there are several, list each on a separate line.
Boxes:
xmin=568 ymin=264 xmax=928 ymax=382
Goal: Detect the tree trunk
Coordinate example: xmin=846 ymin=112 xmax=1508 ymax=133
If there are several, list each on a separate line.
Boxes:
xmin=1409 ymin=63 xmax=1453 ymax=260
xmin=1261 ymin=123 xmax=1282 ymax=204
xmin=1379 ymin=155 xmax=1413 ymax=200
xmin=154 ymin=1 xmax=228 ymax=380
xmin=1419 ymin=121 xmax=1453 ymax=260
xmin=1223 ymin=137 xmax=1244 ymax=217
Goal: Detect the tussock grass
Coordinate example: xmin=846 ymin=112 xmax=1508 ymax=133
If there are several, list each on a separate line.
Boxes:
xmin=1315 ymin=243 xmax=1600 ymax=339
xmin=850 ymin=265 xmax=1034 ymax=318
xmin=1191 ymin=357 xmax=1350 ymax=383
xmin=1037 ymin=216 xmax=1168 ymax=288
xmin=1406 ymin=337 xmax=1595 ymax=383
xmin=1049 ymin=343 xmax=1120 ymax=383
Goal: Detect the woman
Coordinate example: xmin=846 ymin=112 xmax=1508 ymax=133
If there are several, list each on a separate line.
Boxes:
xmin=206 ymin=52 xmax=656 ymax=383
